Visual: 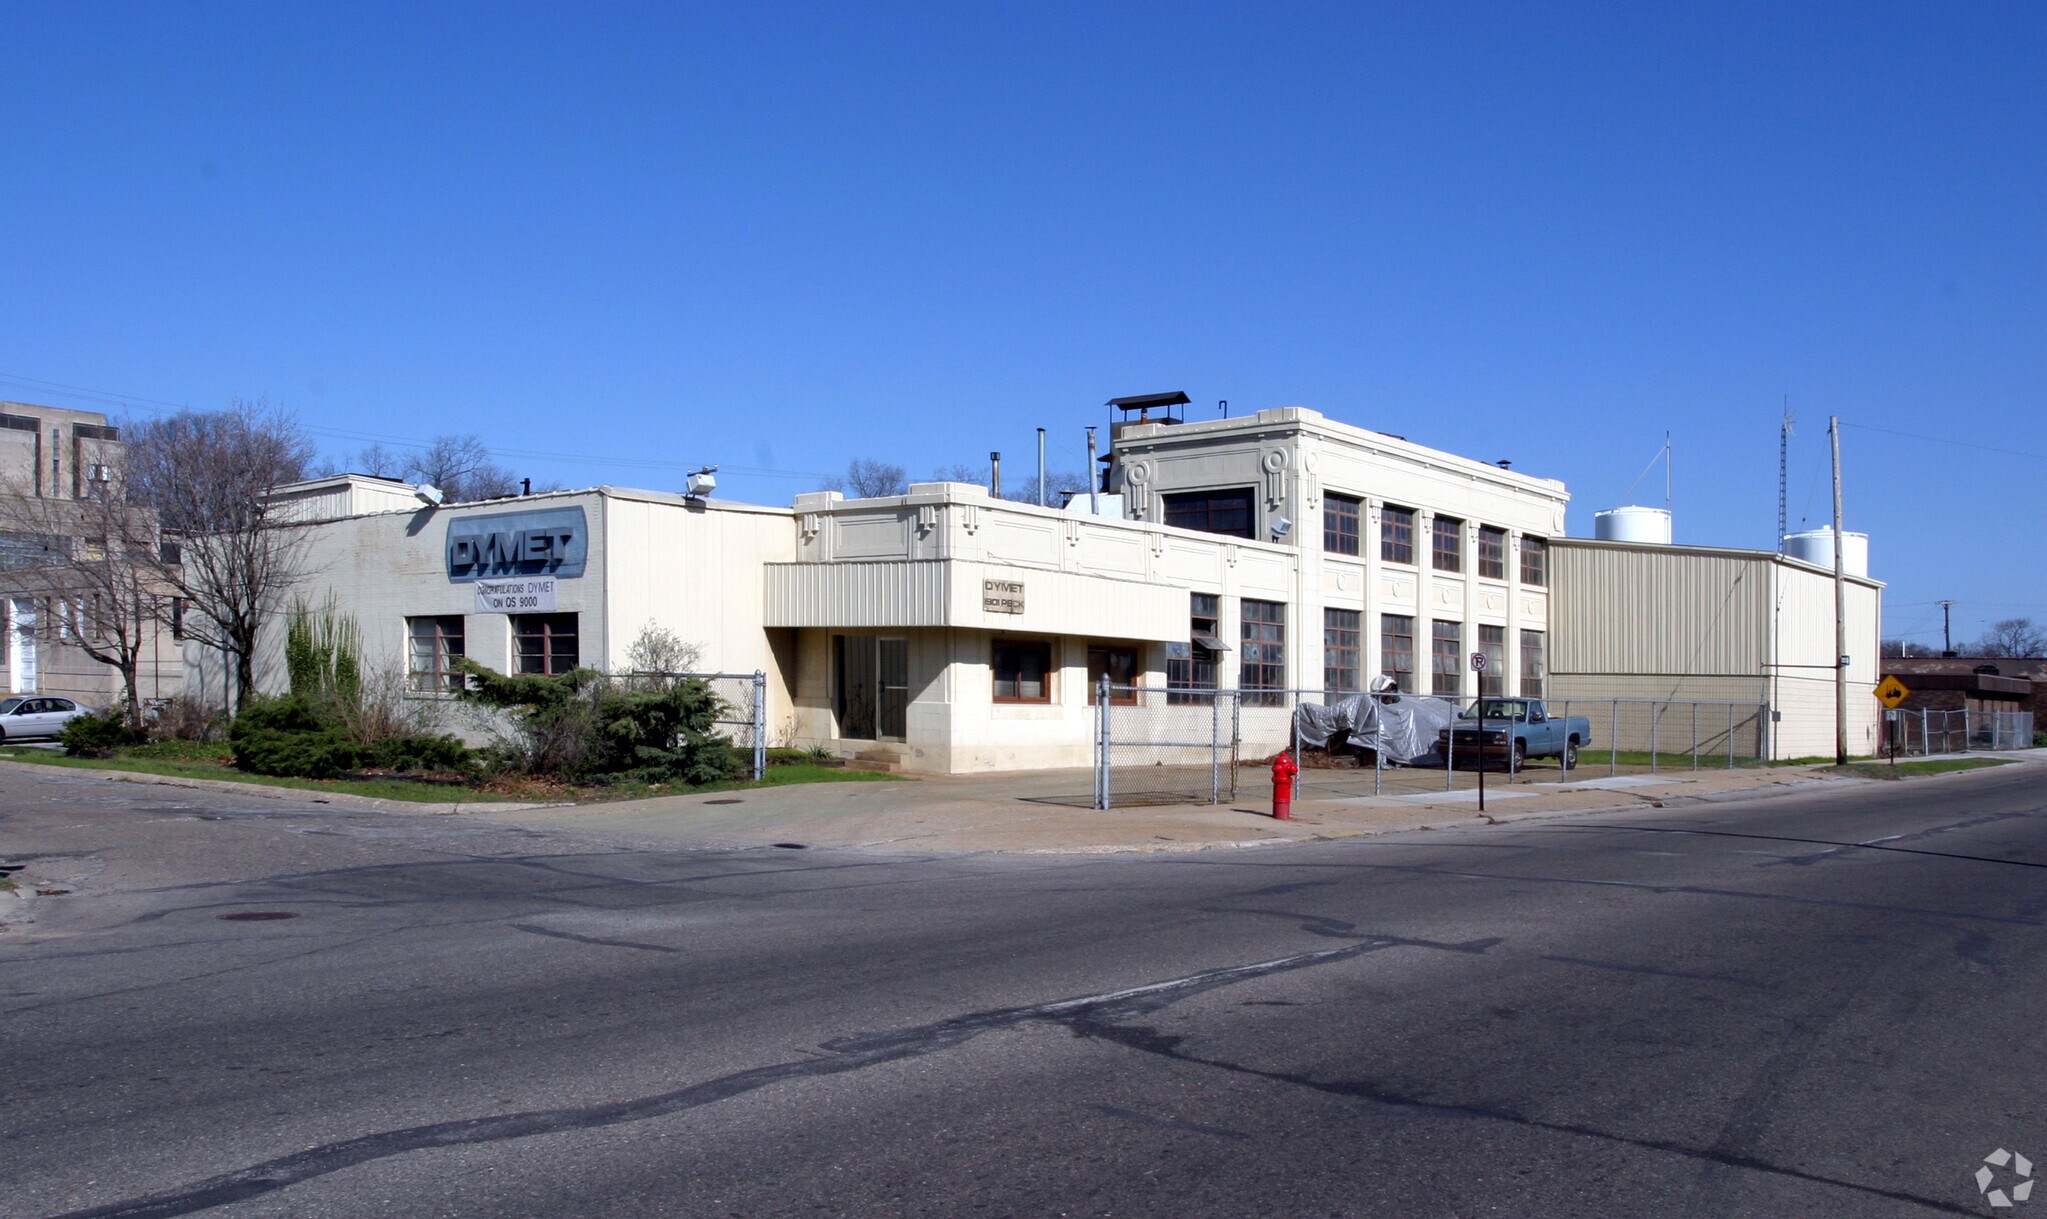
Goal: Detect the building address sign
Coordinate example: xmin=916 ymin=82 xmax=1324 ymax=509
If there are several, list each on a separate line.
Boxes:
xmin=982 ymin=579 xmax=1025 ymax=614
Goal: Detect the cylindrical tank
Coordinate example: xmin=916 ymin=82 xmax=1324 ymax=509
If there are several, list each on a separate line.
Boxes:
xmin=1593 ymin=506 xmax=1673 ymax=544
xmin=1783 ymin=529 xmax=1869 ymax=577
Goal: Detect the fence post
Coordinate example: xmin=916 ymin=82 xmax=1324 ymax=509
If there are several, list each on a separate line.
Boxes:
xmin=1559 ymin=699 xmax=1571 ymax=776
xmin=1093 ymin=674 xmax=1110 ymax=810
xmin=1610 ymin=701 xmax=1618 ymax=776
xmin=752 ymin=671 xmax=767 ymax=781
xmin=1726 ymin=703 xmax=1735 ymax=768
xmin=1210 ymin=691 xmax=1220 ymax=806
xmin=1650 ymin=704 xmax=1659 ymax=774
xmin=1692 ymin=703 xmax=1700 ymax=770
xmin=1445 ymin=699 xmax=1456 ymax=791
xmin=1374 ymin=729 xmax=1383 ymax=796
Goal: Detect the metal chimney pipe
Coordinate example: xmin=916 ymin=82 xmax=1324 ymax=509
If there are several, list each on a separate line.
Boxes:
xmin=989 ymin=451 xmax=1001 ymax=499
xmin=1036 ymin=427 xmax=1047 ymax=507
xmin=1085 ymin=427 xmax=1099 ymax=515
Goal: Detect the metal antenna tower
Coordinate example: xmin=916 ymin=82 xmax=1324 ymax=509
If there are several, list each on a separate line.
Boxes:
xmin=1777 ymin=398 xmax=1793 ymax=551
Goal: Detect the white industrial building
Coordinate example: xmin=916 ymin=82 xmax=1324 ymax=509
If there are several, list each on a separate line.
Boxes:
xmin=194 ymin=401 xmax=1881 ymax=772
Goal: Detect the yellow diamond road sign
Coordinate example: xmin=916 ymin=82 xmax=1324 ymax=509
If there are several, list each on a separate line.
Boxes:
xmin=1876 ymin=675 xmax=1911 ymax=709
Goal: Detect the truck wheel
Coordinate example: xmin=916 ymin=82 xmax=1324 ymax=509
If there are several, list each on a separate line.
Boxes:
xmin=1511 ymin=742 xmax=1526 ymax=774
xmin=1563 ymin=740 xmax=1578 ymax=768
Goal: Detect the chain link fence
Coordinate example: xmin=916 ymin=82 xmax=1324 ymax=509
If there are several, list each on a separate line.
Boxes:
xmin=1886 ymin=708 xmax=2035 ymax=755
xmin=1094 ymin=682 xmax=1769 ymax=808
xmin=628 ymin=670 xmax=769 ymax=780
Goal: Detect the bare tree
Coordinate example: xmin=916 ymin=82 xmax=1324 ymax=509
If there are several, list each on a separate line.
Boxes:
xmin=406 ymin=434 xmax=522 ymax=502
xmin=928 ymin=463 xmax=1090 ymax=503
xmin=123 ymin=400 xmax=315 ymax=709
xmin=826 ymin=458 xmax=908 ymax=498
xmin=1977 ymin=618 xmax=2045 ymax=658
xmin=0 ymin=477 xmax=174 ymax=724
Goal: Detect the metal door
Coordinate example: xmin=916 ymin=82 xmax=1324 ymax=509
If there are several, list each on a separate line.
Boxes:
xmin=877 ymin=638 xmax=908 ymax=741
xmin=833 ymin=634 xmax=877 ymax=740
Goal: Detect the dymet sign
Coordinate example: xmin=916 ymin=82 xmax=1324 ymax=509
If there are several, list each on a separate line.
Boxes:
xmin=983 ymin=579 xmax=1025 ymax=614
xmin=445 ymin=507 xmax=589 ymax=583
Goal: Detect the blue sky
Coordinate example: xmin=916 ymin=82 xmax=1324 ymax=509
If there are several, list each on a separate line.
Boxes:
xmin=2 ymin=3 xmax=2041 ymax=648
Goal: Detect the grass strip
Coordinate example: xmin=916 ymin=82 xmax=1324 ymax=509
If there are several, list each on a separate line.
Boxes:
xmin=1835 ymin=757 xmax=2014 ymax=781
xmin=0 ymin=750 xmax=901 ymax=804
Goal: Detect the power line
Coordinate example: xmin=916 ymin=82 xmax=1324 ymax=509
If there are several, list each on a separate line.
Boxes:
xmin=0 ymin=371 xmax=831 ymax=481
xmin=1839 ymin=420 xmax=2047 ymax=463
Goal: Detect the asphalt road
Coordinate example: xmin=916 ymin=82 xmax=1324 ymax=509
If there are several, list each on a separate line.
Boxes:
xmin=4 ymin=762 xmax=2046 ymax=1218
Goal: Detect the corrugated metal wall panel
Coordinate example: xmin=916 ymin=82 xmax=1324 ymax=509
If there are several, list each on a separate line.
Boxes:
xmin=1552 ymin=545 xmax=1766 ymax=675
xmin=765 ymin=561 xmax=951 ymax=627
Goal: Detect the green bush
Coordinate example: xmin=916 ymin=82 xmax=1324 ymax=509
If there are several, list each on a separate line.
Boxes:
xmin=455 ymin=659 xmax=747 ymax=785
xmin=230 ymin=697 xmax=473 ymax=780
xmin=61 ymin=710 xmax=147 ymax=757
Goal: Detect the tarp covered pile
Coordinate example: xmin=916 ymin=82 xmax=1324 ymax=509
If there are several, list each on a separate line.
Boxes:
xmin=1294 ymin=694 xmax=1460 ymax=765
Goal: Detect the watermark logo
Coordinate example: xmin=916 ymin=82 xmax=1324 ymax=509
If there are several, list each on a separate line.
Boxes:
xmin=1977 ymin=1149 xmax=2034 ymax=1209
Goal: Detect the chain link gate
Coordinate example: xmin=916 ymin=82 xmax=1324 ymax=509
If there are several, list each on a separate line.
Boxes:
xmin=1093 ymin=678 xmax=1238 ymax=809
xmin=654 ymin=670 xmax=769 ymax=780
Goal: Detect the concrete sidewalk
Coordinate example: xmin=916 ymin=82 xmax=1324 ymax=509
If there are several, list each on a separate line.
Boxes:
xmin=480 ymin=755 xmax=2024 ymax=854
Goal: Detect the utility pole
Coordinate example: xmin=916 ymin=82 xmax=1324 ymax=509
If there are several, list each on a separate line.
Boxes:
xmin=1830 ymin=416 xmax=1847 ymax=766
xmin=1778 ymin=399 xmax=1792 ymax=551
xmin=1938 ymin=599 xmax=1955 ymax=655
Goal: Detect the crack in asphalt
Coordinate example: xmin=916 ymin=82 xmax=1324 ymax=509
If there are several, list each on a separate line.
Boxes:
xmin=44 ymin=935 xmax=1475 ymax=1219
xmin=1545 ymin=820 xmax=2047 ymax=869
xmin=1064 ymin=1013 xmax=1982 ymax=1216
xmin=508 ymin=923 xmax=686 ymax=955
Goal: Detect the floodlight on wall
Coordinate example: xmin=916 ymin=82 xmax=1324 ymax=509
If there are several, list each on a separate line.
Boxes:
xmin=686 ymin=465 xmax=718 ymax=498
xmin=414 ymin=484 xmax=445 ymax=507
xmin=1269 ymin=516 xmax=1293 ymax=540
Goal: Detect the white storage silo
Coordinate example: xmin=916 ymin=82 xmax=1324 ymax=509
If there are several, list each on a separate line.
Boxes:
xmin=1783 ymin=529 xmax=1869 ymax=577
xmin=1593 ymin=506 xmax=1673 ymax=544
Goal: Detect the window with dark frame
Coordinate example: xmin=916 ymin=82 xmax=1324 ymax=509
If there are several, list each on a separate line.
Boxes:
xmin=1478 ymin=624 xmax=1505 ymax=697
xmin=1162 ymin=489 xmax=1256 ymax=539
xmin=408 ymin=615 xmax=466 ymax=692
xmin=1168 ymin=593 xmax=1223 ymax=704
xmin=1382 ymin=505 xmax=1415 ymax=565
xmin=1520 ymin=629 xmax=1545 ymax=697
xmin=1087 ymin=645 xmax=1138 ymax=705
xmin=1323 ymin=493 xmax=1360 ymax=555
xmin=512 ymin=613 xmax=578 ymax=676
xmin=1431 ymin=619 xmax=1461 ymax=697
xmin=1520 ymin=536 xmax=1548 ymax=586
xmin=1380 ymin=614 xmax=1415 ymax=693
xmin=993 ymin=639 xmax=1053 ymax=703
xmin=1432 ymin=516 xmax=1463 ymax=572
xmin=1323 ymin=608 xmax=1360 ymax=696
xmin=1240 ymin=599 xmax=1286 ymax=706
xmin=1477 ymin=526 xmax=1507 ymax=580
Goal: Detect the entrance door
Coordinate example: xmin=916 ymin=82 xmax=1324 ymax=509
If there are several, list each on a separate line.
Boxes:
xmin=877 ymin=638 xmax=908 ymax=741
xmin=833 ymin=634 xmax=877 ymax=740
xmin=9 ymin=599 xmax=37 ymax=694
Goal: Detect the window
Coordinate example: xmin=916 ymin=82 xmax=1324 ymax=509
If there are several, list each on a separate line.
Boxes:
xmin=170 ymin=597 xmax=186 ymax=641
xmin=513 ymin=613 xmax=578 ymax=676
xmin=1432 ymin=516 xmax=1463 ymax=572
xmin=993 ymin=639 xmax=1053 ymax=703
xmin=409 ymin=615 xmax=466 ymax=692
xmin=1520 ymin=629 xmax=1545 ymax=698
xmin=1323 ymin=494 xmax=1360 ymax=555
xmin=1520 ymin=536 xmax=1548 ymax=587
xmin=1240 ymin=599 xmax=1285 ymax=706
xmin=1380 ymin=614 xmax=1415 ymax=693
xmin=1168 ymin=593 xmax=1223 ymax=704
xmin=1323 ymin=608 xmax=1360 ymax=696
xmin=1431 ymin=619 xmax=1462 ymax=697
xmin=1382 ymin=505 xmax=1415 ymax=565
xmin=1163 ymin=489 xmax=1255 ymax=539
xmin=1087 ymin=646 xmax=1138 ymax=704
xmin=1478 ymin=624 xmax=1505 ymax=697
xmin=1477 ymin=526 xmax=1507 ymax=580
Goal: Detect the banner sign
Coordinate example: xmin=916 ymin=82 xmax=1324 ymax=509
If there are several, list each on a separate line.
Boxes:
xmin=446 ymin=507 xmax=587 ymax=583
xmin=474 ymin=577 xmax=557 ymax=615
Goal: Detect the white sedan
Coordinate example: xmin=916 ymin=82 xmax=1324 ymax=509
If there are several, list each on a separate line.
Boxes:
xmin=0 ymin=696 xmax=95 ymax=741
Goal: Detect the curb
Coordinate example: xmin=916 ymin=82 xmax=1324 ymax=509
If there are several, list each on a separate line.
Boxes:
xmin=0 ymin=757 xmax=556 ymax=816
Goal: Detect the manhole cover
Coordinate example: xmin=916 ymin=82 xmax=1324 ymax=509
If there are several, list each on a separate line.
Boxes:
xmin=218 ymin=911 xmax=299 ymax=921
xmin=703 ymin=798 xmax=743 ymax=805
xmin=772 ymin=842 xmax=808 ymax=850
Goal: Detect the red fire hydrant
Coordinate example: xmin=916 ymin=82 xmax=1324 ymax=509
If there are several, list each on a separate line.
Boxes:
xmin=1271 ymin=752 xmax=1298 ymax=820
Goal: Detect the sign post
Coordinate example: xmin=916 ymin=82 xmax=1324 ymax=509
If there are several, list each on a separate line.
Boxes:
xmin=1875 ymin=676 xmax=1911 ymax=765
xmin=1471 ymin=651 xmax=1489 ymax=811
